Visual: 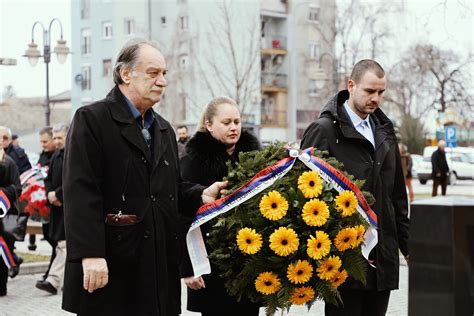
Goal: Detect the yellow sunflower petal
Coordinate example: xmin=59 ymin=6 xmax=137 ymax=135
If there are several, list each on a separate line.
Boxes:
xmin=301 ymin=199 xmax=330 ymax=227
xmin=330 ymin=269 xmax=348 ymax=288
xmin=317 ymin=256 xmax=342 ymax=281
xmin=269 ymin=227 xmax=299 ymax=257
xmin=306 ymin=231 xmax=331 ymax=260
xmin=236 ymin=228 xmax=263 ymax=255
xmin=287 ymin=260 xmax=313 ymax=284
xmin=259 ymin=191 xmax=289 ymax=221
xmin=290 ymin=286 xmax=316 ymax=305
xmin=334 ymin=228 xmax=357 ymax=252
xmin=298 ymin=171 xmax=323 ymax=199
xmin=334 ymin=191 xmax=358 ymax=217
xmin=352 ymin=225 xmax=366 ymax=248
xmin=255 ymin=272 xmax=281 ymax=295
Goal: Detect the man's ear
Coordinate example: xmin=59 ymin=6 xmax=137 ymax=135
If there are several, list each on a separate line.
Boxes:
xmin=120 ymin=68 xmax=131 ymax=84
xmin=347 ymin=79 xmax=355 ymax=94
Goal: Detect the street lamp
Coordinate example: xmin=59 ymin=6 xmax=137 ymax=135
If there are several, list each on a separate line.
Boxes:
xmin=24 ymin=18 xmax=70 ymax=126
xmin=316 ymin=52 xmax=339 ymax=93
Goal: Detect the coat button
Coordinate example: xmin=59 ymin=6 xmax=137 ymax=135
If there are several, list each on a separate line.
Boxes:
xmin=144 ymin=230 xmax=150 ymax=239
xmin=117 ymin=235 xmax=122 ymax=241
xmin=150 ymin=195 xmax=156 ymax=202
xmin=164 ymin=160 xmax=169 ymax=166
xmin=169 ymin=194 xmax=174 ymax=201
xmin=142 ymin=156 xmax=147 ymax=163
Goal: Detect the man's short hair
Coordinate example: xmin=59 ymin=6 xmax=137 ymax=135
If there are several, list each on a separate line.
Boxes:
xmin=39 ymin=126 xmax=53 ymax=137
xmin=350 ymin=59 xmax=385 ymax=83
xmin=0 ymin=126 xmax=12 ymax=139
xmin=52 ymin=123 xmax=70 ymax=135
xmin=177 ymin=125 xmax=188 ymax=131
xmin=113 ymin=38 xmax=161 ymax=86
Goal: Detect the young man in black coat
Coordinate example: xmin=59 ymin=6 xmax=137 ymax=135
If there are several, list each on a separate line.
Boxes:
xmin=301 ymin=59 xmax=409 ymax=316
xmin=431 ymin=140 xmax=450 ymax=196
xmin=0 ymin=126 xmax=32 ymax=174
xmin=62 ymin=38 xmax=226 ymax=316
xmin=36 ymin=123 xmax=69 ymax=295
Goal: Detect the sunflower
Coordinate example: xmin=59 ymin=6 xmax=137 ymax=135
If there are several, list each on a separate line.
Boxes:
xmin=259 ymin=191 xmax=289 ymax=221
xmin=297 ymin=171 xmax=323 ymax=199
xmin=334 ymin=190 xmax=358 ymax=217
xmin=352 ymin=225 xmax=366 ymax=248
xmin=306 ymin=231 xmax=331 ymax=260
xmin=287 ymin=260 xmax=313 ymax=284
xmin=301 ymin=199 xmax=330 ymax=227
xmin=255 ymin=272 xmax=281 ymax=295
xmin=330 ymin=269 xmax=348 ymax=288
xmin=236 ymin=228 xmax=263 ymax=255
xmin=290 ymin=286 xmax=316 ymax=305
xmin=334 ymin=227 xmax=357 ymax=252
xmin=269 ymin=227 xmax=299 ymax=257
xmin=317 ymin=256 xmax=342 ymax=280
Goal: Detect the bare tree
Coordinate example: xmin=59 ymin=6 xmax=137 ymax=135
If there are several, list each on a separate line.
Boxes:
xmin=197 ymin=0 xmax=260 ymax=116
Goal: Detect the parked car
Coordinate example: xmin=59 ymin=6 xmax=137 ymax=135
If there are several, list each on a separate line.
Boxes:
xmin=411 ymin=154 xmax=423 ymax=178
xmin=417 ymin=152 xmax=474 ymax=185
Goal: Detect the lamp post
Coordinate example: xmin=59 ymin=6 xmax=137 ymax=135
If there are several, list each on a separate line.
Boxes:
xmin=316 ymin=52 xmax=339 ymax=93
xmin=24 ymin=18 xmax=69 ymax=126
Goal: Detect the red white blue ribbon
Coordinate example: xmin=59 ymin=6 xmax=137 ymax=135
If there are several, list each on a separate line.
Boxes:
xmin=186 ymin=148 xmax=378 ymax=277
xmin=0 ymin=190 xmax=11 ymax=218
xmin=0 ymin=236 xmax=16 ymax=269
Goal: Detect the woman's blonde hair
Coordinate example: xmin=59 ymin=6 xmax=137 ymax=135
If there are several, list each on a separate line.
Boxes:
xmin=197 ymin=96 xmax=239 ymax=132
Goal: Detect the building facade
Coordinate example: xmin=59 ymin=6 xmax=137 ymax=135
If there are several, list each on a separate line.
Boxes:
xmin=71 ymin=0 xmax=335 ymax=142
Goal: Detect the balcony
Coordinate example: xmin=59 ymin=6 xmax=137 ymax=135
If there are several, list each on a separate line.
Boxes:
xmin=261 ymin=110 xmax=287 ymax=127
xmin=261 ymin=35 xmax=287 ymax=55
xmin=261 ymin=72 xmax=287 ymax=92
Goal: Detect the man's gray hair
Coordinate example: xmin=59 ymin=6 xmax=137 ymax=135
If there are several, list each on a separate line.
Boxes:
xmin=0 ymin=126 xmax=12 ymax=139
xmin=113 ymin=38 xmax=161 ymax=85
xmin=52 ymin=123 xmax=69 ymax=134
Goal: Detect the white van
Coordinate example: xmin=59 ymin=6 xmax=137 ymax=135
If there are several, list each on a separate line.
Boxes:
xmin=416 ymin=146 xmax=474 ymax=185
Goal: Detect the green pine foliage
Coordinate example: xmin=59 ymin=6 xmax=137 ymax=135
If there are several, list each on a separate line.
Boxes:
xmin=206 ymin=142 xmax=375 ymax=314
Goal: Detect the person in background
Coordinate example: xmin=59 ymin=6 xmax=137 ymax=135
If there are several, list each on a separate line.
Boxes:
xmin=301 ymin=59 xmax=409 ymax=316
xmin=0 ymin=146 xmax=21 ymax=296
xmin=35 ymin=123 xmax=69 ymax=295
xmin=11 ymin=135 xmax=19 ymax=147
xmin=0 ymin=127 xmax=31 ymax=174
xmin=62 ymin=38 xmax=226 ymax=315
xmin=398 ymin=143 xmax=414 ymax=202
xmin=431 ymin=140 xmax=449 ymax=196
xmin=28 ymin=126 xmax=57 ymax=252
xmin=180 ymin=96 xmax=261 ymax=316
xmin=176 ymin=125 xmax=189 ymax=159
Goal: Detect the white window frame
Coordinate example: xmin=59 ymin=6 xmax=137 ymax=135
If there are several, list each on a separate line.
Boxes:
xmin=81 ymin=65 xmax=92 ymax=91
xmin=309 ymin=79 xmax=318 ymax=96
xmin=124 ymin=18 xmax=135 ymax=35
xmin=308 ymin=5 xmax=320 ymax=22
xmin=81 ymin=28 xmax=92 ymax=55
xmin=102 ymin=59 xmax=112 ymax=77
xmin=308 ymin=42 xmax=319 ymax=60
xmin=161 ymin=16 xmax=167 ymax=28
xmin=179 ymin=55 xmax=189 ymax=70
xmin=102 ymin=21 xmax=113 ymax=39
xmin=179 ymin=15 xmax=188 ymax=31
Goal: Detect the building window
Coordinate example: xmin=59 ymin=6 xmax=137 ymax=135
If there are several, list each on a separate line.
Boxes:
xmin=81 ymin=0 xmax=90 ymax=19
xmin=161 ymin=16 xmax=166 ymax=27
xmin=179 ymin=16 xmax=188 ymax=31
xmin=102 ymin=59 xmax=112 ymax=77
xmin=81 ymin=29 xmax=91 ymax=55
xmin=308 ymin=42 xmax=319 ymax=59
xmin=179 ymin=55 xmax=188 ymax=70
xmin=81 ymin=66 xmax=91 ymax=91
xmin=102 ymin=22 xmax=112 ymax=39
xmin=308 ymin=6 xmax=320 ymax=22
xmin=309 ymin=79 xmax=318 ymax=96
xmin=124 ymin=18 xmax=135 ymax=35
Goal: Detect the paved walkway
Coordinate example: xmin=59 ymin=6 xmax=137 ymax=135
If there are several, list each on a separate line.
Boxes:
xmin=1 ymin=235 xmax=409 ymax=316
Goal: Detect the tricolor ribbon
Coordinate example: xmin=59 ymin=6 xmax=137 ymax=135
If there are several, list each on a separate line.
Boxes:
xmin=0 ymin=236 xmax=16 ymax=269
xmin=0 ymin=190 xmax=11 ymax=218
xmin=186 ymin=147 xmax=378 ymax=277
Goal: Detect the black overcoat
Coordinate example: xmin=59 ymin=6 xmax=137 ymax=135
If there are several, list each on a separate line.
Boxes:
xmin=44 ymin=149 xmax=65 ymax=242
xmin=179 ymin=131 xmax=261 ymax=314
xmin=62 ymin=87 xmax=204 ymax=316
xmin=301 ymin=90 xmax=409 ymax=291
xmin=0 ymin=155 xmax=21 ymax=236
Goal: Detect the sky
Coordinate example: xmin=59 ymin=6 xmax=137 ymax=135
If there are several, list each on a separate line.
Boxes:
xmin=0 ymin=0 xmax=472 ymax=100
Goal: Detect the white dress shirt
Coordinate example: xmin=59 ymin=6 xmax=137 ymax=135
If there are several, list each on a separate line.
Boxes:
xmin=343 ymin=101 xmax=375 ymax=148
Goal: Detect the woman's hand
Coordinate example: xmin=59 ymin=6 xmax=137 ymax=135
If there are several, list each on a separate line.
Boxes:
xmin=184 ymin=276 xmax=206 ymax=290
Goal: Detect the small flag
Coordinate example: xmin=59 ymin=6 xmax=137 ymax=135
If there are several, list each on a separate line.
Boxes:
xmin=0 ymin=236 xmax=16 ymax=269
xmin=0 ymin=191 xmax=11 ymax=218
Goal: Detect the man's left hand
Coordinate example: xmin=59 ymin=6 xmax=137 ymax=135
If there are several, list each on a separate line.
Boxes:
xmin=202 ymin=181 xmax=228 ymax=204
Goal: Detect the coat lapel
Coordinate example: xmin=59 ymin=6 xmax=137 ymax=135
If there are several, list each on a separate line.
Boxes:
xmin=107 ymin=87 xmax=151 ymax=161
xmin=151 ymin=113 xmax=169 ymax=173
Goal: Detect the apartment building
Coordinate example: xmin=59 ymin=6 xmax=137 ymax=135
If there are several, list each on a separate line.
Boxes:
xmin=71 ymin=0 xmax=335 ymax=142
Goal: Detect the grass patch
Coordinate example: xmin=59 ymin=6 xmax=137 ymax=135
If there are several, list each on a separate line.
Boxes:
xmin=16 ymin=251 xmax=50 ymax=263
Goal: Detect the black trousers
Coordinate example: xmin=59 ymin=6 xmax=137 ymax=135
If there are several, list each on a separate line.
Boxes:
xmin=432 ymin=177 xmax=447 ymax=196
xmin=325 ymin=289 xmax=391 ymax=316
